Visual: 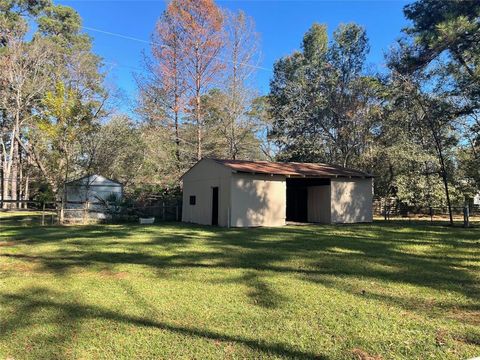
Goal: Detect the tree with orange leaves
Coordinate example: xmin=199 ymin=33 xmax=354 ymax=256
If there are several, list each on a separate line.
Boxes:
xmin=138 ymin=7 xmax=186 ymax=165
xmin=156 ymin=8 xmax=186 ymax=164
xmin=167 ymin=0 xmax=225 ymax=161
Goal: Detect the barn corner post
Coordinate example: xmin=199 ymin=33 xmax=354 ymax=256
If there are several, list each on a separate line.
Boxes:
xmin=227 ymin=207 xmax=230 ymax=228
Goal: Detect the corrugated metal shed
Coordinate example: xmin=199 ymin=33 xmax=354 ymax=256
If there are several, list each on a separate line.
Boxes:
xmin=65 ymin=175 xmax=123 ymax=221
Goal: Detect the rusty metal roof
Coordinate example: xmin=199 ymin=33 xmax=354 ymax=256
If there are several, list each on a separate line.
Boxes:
xmin=211 ymin=159 xmax=373 ymax=178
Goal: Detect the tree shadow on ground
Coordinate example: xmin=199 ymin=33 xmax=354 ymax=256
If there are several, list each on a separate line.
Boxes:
xmin=0 ymin=287 xmax=329 ymax=360
xmin=1 ymin=221 xmax=479 ymax=319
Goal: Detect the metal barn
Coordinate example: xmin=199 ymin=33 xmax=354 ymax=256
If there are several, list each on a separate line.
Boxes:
xmin=181 ymin=159 xmax=373 ymax=227
xmin=65 ymin=175 xmax=123 ymax=220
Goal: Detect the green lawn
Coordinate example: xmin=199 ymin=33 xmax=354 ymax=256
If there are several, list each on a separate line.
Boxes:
xmin=0 ymin=212 xmax=479 ymax=359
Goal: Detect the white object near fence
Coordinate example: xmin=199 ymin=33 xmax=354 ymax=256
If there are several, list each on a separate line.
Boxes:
xmin=139 ymin=217 xmax=155 ymax=225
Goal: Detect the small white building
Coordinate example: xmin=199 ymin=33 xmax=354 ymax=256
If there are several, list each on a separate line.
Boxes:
xmin=65 ymin=175 xmax=123 ymax=220
xmin=181 ymin=158 xmax=373 ymax=227
xmin=474 ymin=193 xmax=480 ymax=206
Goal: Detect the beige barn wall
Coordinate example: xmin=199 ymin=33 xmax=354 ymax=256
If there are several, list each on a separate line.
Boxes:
xmin=307 ymin=185 xmax=331 ymax=223
xmin=230 ymin=173 xmax=286 ymax=227
xmin=182 ymin=159 xmax=232 ymax=226
xmin=330 ymin=178 xmax=373 ymax=223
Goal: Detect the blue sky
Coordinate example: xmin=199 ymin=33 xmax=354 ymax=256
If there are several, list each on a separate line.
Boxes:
xmin=58 ymin=0 xmax=410 ymax=112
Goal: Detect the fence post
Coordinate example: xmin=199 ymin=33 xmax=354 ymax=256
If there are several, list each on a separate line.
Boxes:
xmin=162 ymin=202 xmax=166 ymax=221
xmin=463 ymin=205 xmax=470 ymax=228
xmin=42 ymin=203 xmax=46 ymax=226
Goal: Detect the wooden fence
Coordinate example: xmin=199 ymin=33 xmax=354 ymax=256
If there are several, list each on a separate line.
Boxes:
xmin=373 ymin=198 xmax=478 ymax=226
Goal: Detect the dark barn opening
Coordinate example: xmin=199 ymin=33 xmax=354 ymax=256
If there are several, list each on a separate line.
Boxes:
xmin=286 ymin=178 xmax=330 ymax=222
xmin=211 ymin=187 xmax=219 ymax=226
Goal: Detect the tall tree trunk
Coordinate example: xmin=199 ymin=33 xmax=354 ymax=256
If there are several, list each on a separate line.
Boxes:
xmin=1 ymin=157 xmax=7 ymax=209
xmin=230 ymin=58 xmax=237 ymax=160
xmin=10 ymin=137 xmax=19 ymax=209
xmin=174 ymin=94 xmax=180 ymax=164
xmin=196 ymin=80 xmax=202 ymax=161
xmin=437 ymin=146 xmax=454 ymax=226
xmin=18 ymin=146 xmax=23 ymax=208
xmin=229 ymin=112 xmax=236 ymax=159
xmin=58 ymin=153 xmax=69 ymax=224
xmin=427 ymin=118 xmax=454 ymax=226
xmin=19 ymin=137 xmax=57 ymax=201
xmin=172 ymin=44 xmax=182 ymax=166
xmin=416 ymin=95 xmax=454 ymax=226
xmin=23 ymin=175 xmax=29 ymax=209
xmin=2 ymin=128 xmax=16 ymax=209
xmin=0 ymin=110 xmax=5 ymax=209
xmin=10 ymin=92 xmax=22 ymax=209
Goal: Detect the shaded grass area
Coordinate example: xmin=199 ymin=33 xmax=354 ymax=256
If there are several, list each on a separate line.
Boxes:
xmin=0 ymin=212 xmax=479 ymax=359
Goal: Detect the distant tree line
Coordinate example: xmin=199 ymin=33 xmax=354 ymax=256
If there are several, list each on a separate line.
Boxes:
xmin=0 ymin=0 xmax=107 ymax=220
xmin=0 ymin=0 xmax=478 ymax=225
xmin=266 ymin=0 xmax=479 ymax=224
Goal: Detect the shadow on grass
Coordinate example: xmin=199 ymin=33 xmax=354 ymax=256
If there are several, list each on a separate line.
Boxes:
xmin=0 ymin=287 xmax=329 ymax=359
xmin=1 ymin=220 xmax=479 ymax=317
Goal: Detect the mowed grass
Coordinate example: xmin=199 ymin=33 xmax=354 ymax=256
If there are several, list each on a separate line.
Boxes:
xmin=0 ymin=212 xmax=479 ymax=359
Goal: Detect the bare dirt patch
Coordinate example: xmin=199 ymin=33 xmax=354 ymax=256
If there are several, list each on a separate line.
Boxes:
xmin=0 ymin=261 xmax=38 ymax=273
xmin=0 ymin=242 xmax=15 ymax=247
xmin=449 ymin=309 xmax=480 ymax=326
xmin=435 ymin=329 xmax=448 ymax=347
xmin=99 ymin=269 xmax=128 ymax=279
xmin=351 ymin=348 xmax=383 ymax=360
